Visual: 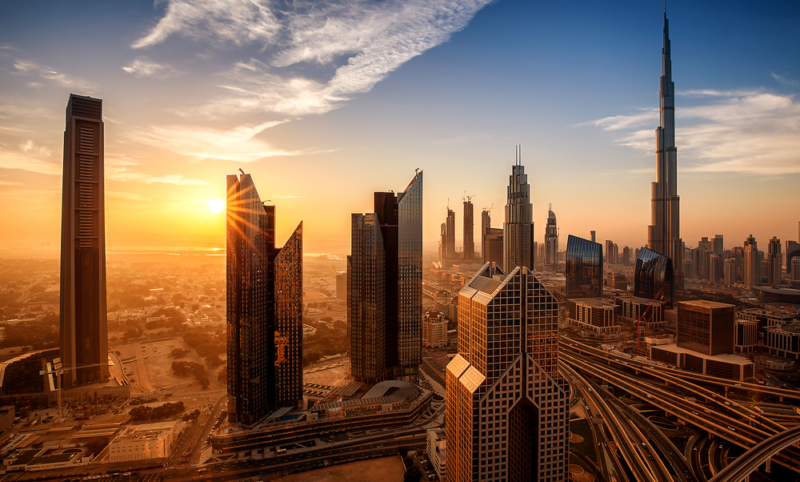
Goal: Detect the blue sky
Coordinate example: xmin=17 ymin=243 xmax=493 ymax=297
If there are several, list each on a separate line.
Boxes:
xmin=1 ymin=0 xmax=798 ymax=256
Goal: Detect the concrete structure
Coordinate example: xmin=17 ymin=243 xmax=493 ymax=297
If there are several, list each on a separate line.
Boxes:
xmin=503 ymin=146 xmax=535 ymax=272
xmin=738 ymin=307 xmax=796 ymax=335
xmin=445 ymin=207 xmax=456 ymax=260
xmin=335 ymin=272 xmax=347 ymax=301
xmin=350 ymin=172 xmax=423 ymax=381
xmin=724 ymin=258 xmax=736 ymax=287
xmin=422 ymin=311 xmax=448 ymax=348
xmin=677 ymin=300 xmax=735 ymax=356
xmin=59 ymin=94 xmax=109 ymax=387
xmin=483 ymin=227 xmax=504 ymax=271
xmin=616 ymin=296 xmax=665 ymax=329
xmin=765 ymin=323 xmax=800 ymax=360
xmin=734 ymin=319 xmax=758 ymax=354
xmin=767 ymin=236 xmax=783 ymax=287
xmin=481 ymin=209 xmax=491 ymax=261
xmin=463 ymin=199 xmax=474 ymax=260
xmin=647 ymin=13 xmax=684 ymax=287
xmin=0 ymin=405 xmax=14 ymax=433
xmin=544 ymin=205 xmax=558 ymax=266
xmin=649 ymin=344 xmax=754 ymax=381
xmin=427 ymin=428 xmax=447 ymax=481
xmin=447 ymin=263 xmax=568 ymax=482
xmin=108 ymin=421 xmax=178 ymax=462
xmin=226 ymin=172 xmax=303 ymax=424
xmin=567 ymin=298 xmax=621 ymax=335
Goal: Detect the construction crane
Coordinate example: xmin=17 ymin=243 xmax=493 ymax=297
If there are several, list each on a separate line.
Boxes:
xmin=40 ymin=358 xmax=109 ymax=422
xmin=463 ymin=192 xmax=476 ymax=203
xmin=635 ymin=288 xmax=663 ymax=357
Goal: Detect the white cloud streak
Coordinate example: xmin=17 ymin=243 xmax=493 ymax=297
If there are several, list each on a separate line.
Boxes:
xmin=128 ymin=120 xmax=296 ymax=162
xmin=772 ymin=72 xmax=799 ymax=87
xmin=13 ymin=59 xmax=96 ymax=91
xmin=584 ymin=89 xmax=800 ymax=175
xmin=122 ymin=58 xmax=178 ymax=78
xmin=106 ymin=156 xmax=207 ymax=185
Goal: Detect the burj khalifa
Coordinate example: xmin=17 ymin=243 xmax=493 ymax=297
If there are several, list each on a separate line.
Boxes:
xmin=647 ymin=11 xmax=683 ymax=285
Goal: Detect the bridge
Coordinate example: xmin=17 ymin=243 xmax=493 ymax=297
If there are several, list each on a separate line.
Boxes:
xmin=708 ymin=425 xmax=800 ymax=482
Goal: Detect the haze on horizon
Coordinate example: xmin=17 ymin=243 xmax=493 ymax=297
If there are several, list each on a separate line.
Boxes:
xmin=1 ymin=0 xmax=799 ymax=259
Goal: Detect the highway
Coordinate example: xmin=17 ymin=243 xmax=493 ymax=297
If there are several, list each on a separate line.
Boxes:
xmin=709 ymin=425 xmax=800 ymax=482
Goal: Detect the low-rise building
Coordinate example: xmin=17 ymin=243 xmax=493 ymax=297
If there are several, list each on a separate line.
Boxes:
xmin=567 ymin=298 xmax=621 ymax=335
xmin=616 ymin=296 xmax=665 ymax=329
xmin=422 ymin=311 xmax=447 ymax=348
xmin=108 ymin=421 xmax=178 ymax=462
xmin=738 ymin=308 xmax=796 ymax=335
xmin=734 ymin=319 xmax=759 ymax=354
xmin=0 ymin=405 xmax=14 ymax=433
xmin=765 ymin=323 xmax=800 ymax=360
xmin=427 ymin=428 xmax=446 ymax=481
xmin=302 ymin=324 xmax=317 ymax=339
xmin=649 ymin=344 xmax=754 ymax=381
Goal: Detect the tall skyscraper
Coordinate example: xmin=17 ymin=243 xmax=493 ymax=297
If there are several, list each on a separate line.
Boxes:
xmin=605 ymin=240 xmax=615 ymax=265
xmin=59 ymin=94 xmax=109 ymax=387
xmin=483 ymin=228 xmax=504 ymax=270
xmin=647 ymin=12 xmax=683 ymax=287
xmin=226 ymin=173 xmax=303 ymax=424
xmin=767 ymin=236 xmax=782 ymax=287
xmin=446 ymin=264 xmax=568 ymax=482
xmin=713 ymin=234 xmax=724 ymax=256
xmin=724 ymin=258 xmax=736 ymax=287
xmin=481 ymin=208 xmax=492 ymax=260
xmin=504 ymin=146 xmax=535 ymax=272
xmin=445 ymin=207 xmax=456 ymax=260
xmin=463 ymin=198 xmax=474 ymax=260
xmin=566 ymin=235 xmax=603 ymax=299
xmin=348 ymin=214 xmax=386 ymax=383
xmin=634 ymin=247 xmax=674 ymax=309
xmin=350 ymin=171 xmax=423 ymax=380
xmin=544 ymin=205 xmax=558 ymax=266
xmin=744 ymin=235 xmax=758 ymax=289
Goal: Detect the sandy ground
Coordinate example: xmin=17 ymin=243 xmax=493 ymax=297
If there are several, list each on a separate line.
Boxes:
xmin=304 ymin=361 xmax=350 ymax=388
xmin=271 ymin=456 xmax=405 ymax=482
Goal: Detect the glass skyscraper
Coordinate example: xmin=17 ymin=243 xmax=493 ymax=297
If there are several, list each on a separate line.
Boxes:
xmin=634 ymin=247 xmax=674 ymax=309
xmin=504 ymin=147 xmax=535 ymax=272
xmin=565 ymin=235 xmax=603 ymax=299
xmin=226 ymin=172 xmax=303 ymax=424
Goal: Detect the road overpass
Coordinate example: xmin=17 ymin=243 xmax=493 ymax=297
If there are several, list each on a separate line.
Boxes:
xmin=708 ymin=425 xmax=800 ymax=482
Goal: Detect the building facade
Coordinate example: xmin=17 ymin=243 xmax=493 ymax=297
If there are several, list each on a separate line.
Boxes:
xmin=108 ymin=422 xmax=178 ymax=462
xmin=481 ymin=209 xmax=492 ymax=260
xmin=734 ymin=320 xmax=758 ymax=354
xmin=767 ymin=236 xmax=782 ymax=287
xmin=503 ymin=147 xmax=535 ymax=272
xmin=744 ymin=235 xmax=759 ymax=289
xmin=634 ymin=247 xmax=674 ymax=309
xmin=676 ymin=300 xmax=734 ymax=356
xmin=566 ymin=298 xmax=621 ymax=335
xmin=464 ymin=199 xmax=474 ymax=260
xmin=565 ymin=235 xmax=603 ymax=300
xmin=544 ymin=206 xmax=558 ymax=266
xmin=446 ymin=207 xmax=456 ymax=260
xmin=483 ymin=227 xmax=504 ymax=271
xmin=427 ymin=428 xmax=447 ymax=481
xmin=59 ymin=94 xmax=110 ymax=387
xmin=446 ymin=263 xmax=569 ymax=482
xmin=227 ymin=173 xmax=303 ymax=424
xmin=647 ymin=13 xmax=684 ymax=287
xmin=422 ymin=311 xmax=448 ymax=348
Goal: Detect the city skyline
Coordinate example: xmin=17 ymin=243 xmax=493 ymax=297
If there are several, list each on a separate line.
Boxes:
xmin=1 ymin=1 xmax=799 ymax=257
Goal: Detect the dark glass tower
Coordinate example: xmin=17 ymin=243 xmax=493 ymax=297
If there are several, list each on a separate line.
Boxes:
xmin=349 ymin=171 xmax=423 ymax=380
xmin=647 ymin=12 xmax=684 ymax=286
xmin=463 ymin=199 xmax=474 ymax=260
xmin=59 ymin=94 xmax=109 ymax=387
xmin=226 ymin=173 xmax=303 ymax=424
xmin=504 ymin=146 xmax=535 ymax=272
xmin=634 ymin=247 xmax=674 ymax=309
xmin=565 ymin=235 xmax=603 ymax=299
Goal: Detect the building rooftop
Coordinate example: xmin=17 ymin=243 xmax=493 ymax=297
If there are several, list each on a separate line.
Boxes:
xmin=570 ymin=298 xmax=617 ymax=308
xmin=679 ymin=300 xmax=733 ymax=309
xmin=765 ymin=323 xmax=800 ymax=334
xmin=653 ymin=344 xmax=753 ymax=366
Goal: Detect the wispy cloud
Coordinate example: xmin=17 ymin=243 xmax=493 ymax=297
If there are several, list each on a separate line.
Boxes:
xmin=13 ymin=59 xmax=96 ymax=91
xmin=771 ymin=72 xmax=799 ymax=87
xmin=0 ymin=140 xmax=60 ymax=175
xmin=136 ymin=0 xmax=492 ymax=118
xmin=147 ymin=174 xmax=207 ymax=185
xmin=583 ymin=89 xmax=800 ymax=175
xmin=132 ymin=0 xmax=280 ymax=49
xmin=106 ymin=156 xmax=207 ymax=185
xmin=0 ymin=180 xmax=21 ymax=186
xmin=129 ymin=120 xmax=296 ymax=162
xmin=272 ymin=195 xmax=305 ymax=199
xmin=122 ymin=57 xmax=178 ymax=78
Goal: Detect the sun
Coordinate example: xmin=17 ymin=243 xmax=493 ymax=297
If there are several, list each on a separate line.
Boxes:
xmin=207 ymin=199 xmax=225 ymax=213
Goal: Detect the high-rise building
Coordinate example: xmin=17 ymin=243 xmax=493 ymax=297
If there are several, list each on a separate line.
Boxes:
xmin=785 ymin=240 xmax=800 ymax=272
xmin=348 ymin=213 xmax=386 ymax=383
xmin=226 ymin=173 xmax=303 ymax=424
xmin=483 ymin=227 xmax=504 ymax=270
xmin=335 ymin=272 xmax=347 ymax=301
xmin=446 ymin=207 xmax=456 ymax=260
xmin=634 ymin=247 xmax=674 ymax=309
xmin=767 ymin=236 xmax=782 ymax=287
xmin=647 ymin=12 xmax=683 ymax=287
xmin=566 ymin=235 xmax=603 ymax=299
xmin=590 ymin=230 xmax=596 ymax=243
xmin=446 ymin=263 xmax=568 ymax=482
xmin=732 ymin=246 xmax=744 ymax=282
xmin=710 ymin=254 xmax=721 ymax=285
xmin=622 ymin=246 xmax=632 ymax=266
xmin=481 ymin=209 xmax=492 ymax=260
xmin=59 ymin=94 xmax=109 ymax=387
xmin=743 ymin=235 xmax=758 ymax=289
xmin=463 ymin=198 xmax=474 ymax=260
xmin=544 ymin=205 xmax=558 ymax=266
xmin=605 ymin=240 xmax=615 ymax=265
xmin=503 ymin=146 xmax=535 ymax=272
xmin=713 ymin=235 xmax=724 ymax=256
xmin=677 ymin=300 xmax=735 ymax=356
xmin=792 ymin=257 xmax=800 ymax=282
xmin=724 ymin=258 xmax=736 ymax=287
xmin=350 ymin=172 xmax=423 ymax=380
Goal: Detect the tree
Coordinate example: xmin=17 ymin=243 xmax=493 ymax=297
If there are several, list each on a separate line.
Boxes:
xmin=170 ymin=348 xmax=188 ymax=358
xmin=404 ymin=465 xmax=423 ymax=482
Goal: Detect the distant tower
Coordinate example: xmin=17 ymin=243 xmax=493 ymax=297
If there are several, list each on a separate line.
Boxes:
xmin=647 ymin=11 xmax=684 ymax=287
xmin=504 ymin=146 xmax=535 ymax=272
xmin=227 ymin=173 xmax=304 ymax=424
xmin=446 ymin=207 xmax=456 ymax=260
xmin=463 ymin=197 xmax=474 ymax=260
xmin=743 ymin=235 xmax=758 ymax=289
xmin=544 ymin=204 xmax=558 ymax=265
xmin=59 ymin=94 xmax=110 ymax=387
xmin=481 ymin=209 xmax=492 ymax=260
xmin=767 ymin=237 xmax=782 ymax=287
xmin=446 ymin=264 xmax=568 ymax=482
